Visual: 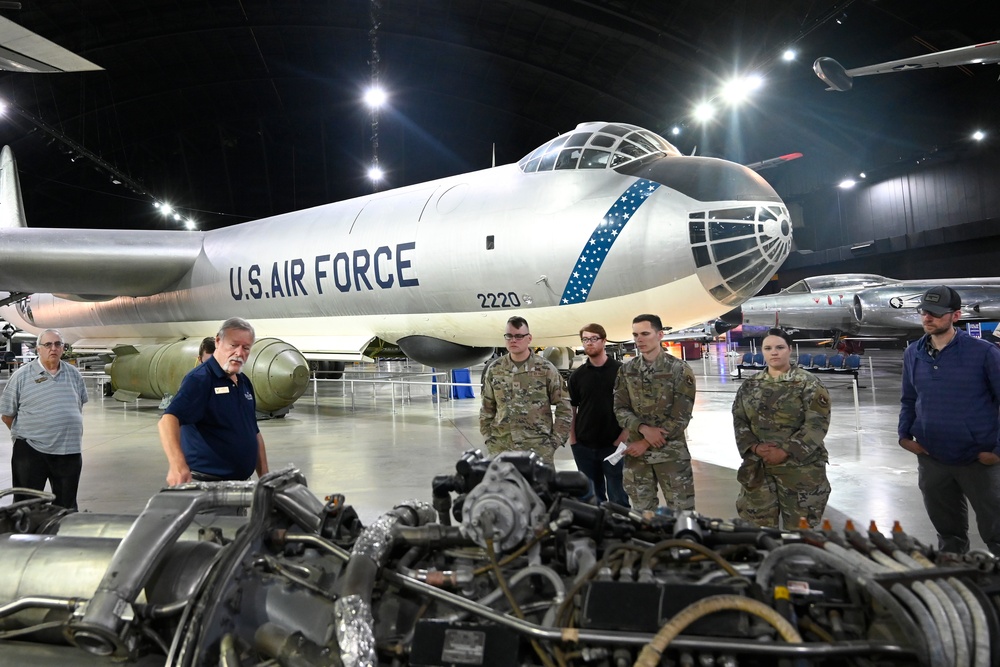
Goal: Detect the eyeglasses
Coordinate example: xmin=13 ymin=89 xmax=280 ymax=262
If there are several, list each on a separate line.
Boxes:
xmin=39 ymin=342 xmax=65 ymax=349
xmin=581 ymin=336 xmax=603 ymax=344
xmin=503 ymin=333 xmax=530 ymax=341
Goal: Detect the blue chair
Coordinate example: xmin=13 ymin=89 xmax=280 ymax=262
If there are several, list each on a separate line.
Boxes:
xmin=752 ymin=353 xmax=765 ymax=367
xmin=741 ymin=352 xmax=753 ymax=366
xmin=827 ymin=353 xmax=845 ymax=370
xmin=797 ymin=353 xmax=812 ymax=368
xmin=841 ymin=354 xmax=862 ymax=372
xmin=811 ymin=353 xmax=827 ymax=369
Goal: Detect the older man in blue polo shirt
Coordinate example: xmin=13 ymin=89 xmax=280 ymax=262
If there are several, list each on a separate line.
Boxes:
xmin=1 ymin=328 xmax=89 ymax=510
xmin=159 ymin=317 xmax=269 ymax=485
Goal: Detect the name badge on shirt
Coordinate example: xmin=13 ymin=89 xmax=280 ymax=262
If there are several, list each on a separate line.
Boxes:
xmin=215 ymin=386 xmax=230 ymax=394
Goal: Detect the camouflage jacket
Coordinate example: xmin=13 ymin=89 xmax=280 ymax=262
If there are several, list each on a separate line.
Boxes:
xmin=613 ymin=351 xmax=696 ymax=446
xmin=732 ymin=365 xmax=831 ymax=465
xmin=479 ymin=352 xmax=572 ymax=450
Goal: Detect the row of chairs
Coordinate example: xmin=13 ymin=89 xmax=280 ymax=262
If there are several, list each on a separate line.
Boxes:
xmin=735 ymin=351 xmax=862 ymax=378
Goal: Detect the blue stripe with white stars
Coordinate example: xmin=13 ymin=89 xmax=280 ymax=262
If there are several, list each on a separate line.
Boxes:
xmin=559 ymin=178 xmax=661 ymax=305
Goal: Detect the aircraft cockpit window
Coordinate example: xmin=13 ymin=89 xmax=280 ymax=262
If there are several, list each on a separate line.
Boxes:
xmin=579 ymin=149 xmax=610 ymax=169
xmin=616 ymin=141 xmax=646 ymax=159
xmin=517 ymin=123 xmax=681 ymax=173
xmin=589 ymin=134 xmax=616 ymax=148
xmin=784 ymin=280 xmax=810 ymax=294
xmin=555 ymin=148 xmax=582 ymax=170
xmin=537 ymin=149 xmax=559 ymax=172
xmin=602 ymin=125 xmax=631 ymax=137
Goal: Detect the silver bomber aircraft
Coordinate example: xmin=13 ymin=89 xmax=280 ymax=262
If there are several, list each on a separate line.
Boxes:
xmin=740 ymin=273 xmax=1000 ymax=338
xmin=1 ymin=122 xmax=791 ymax=406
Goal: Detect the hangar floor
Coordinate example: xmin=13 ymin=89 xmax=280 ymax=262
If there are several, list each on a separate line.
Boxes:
xmin=0 ymin=344 xmax=987 ymax=553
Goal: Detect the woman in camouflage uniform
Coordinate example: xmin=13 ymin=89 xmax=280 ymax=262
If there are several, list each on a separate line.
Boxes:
xmin=731 ymin=328 xmax=832 ymax=528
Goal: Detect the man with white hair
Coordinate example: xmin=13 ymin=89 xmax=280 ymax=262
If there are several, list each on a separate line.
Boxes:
xmin=1 ymin=328 xmax=88 ymax=510
xmin=159 ymin=317 xmax=270 ymax=485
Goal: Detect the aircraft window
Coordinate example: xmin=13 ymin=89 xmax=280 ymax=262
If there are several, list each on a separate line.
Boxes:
xmin=578 ymin=149 xmax=610 ymax=169
xmin=689 ymin=221 xmax=706 ymax=244
xmin=710 ymin=207 xmax=757 ymax=222
xmin=708 ymin=221 xmax=754 ymax=241
xmin=716 ymin=252 xmax=761 ymax=278
xmin=711 ymin=237 xmax=760 ymax=261
xmin=555 ymin=148 xmax=582 ymax=170
xmin=616 ymin=141 xmax=646 ymax=159
xmin=590 ymin=134 xmax=616 ymax=148
xmin=564 ymin=132 xmax=591 ymax=148
xmin=784 ymin=280 xmax=810 ymax=293
xmin=522 ymin=158 xmax=541 ymax=173
xmin=601 ymin=124 xmax=630 ymax=137
xmin=692 ymin=246 xmax=711 ymax=268
xmin=537 ymin=151 xmax=559 ymax=171
xmin=710 ymin=284 xmax=734 ymax=303
xmin=623 ymin=133 xmax=657 ymax=153
xmin=609 ymin=153 xmax=632 ymax=168
xmin=758 ymin=207 xmax=779 ymax=222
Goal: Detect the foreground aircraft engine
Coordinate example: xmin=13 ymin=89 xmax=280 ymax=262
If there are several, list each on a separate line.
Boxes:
xmin=106 ymin=337 xmax=310 ymax=413
xmin=2 ymin=453 xmax=1000 ymax=666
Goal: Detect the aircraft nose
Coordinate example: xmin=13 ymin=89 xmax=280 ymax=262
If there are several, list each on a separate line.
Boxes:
xmin=619 ymin=156 xmax=792 ymax=306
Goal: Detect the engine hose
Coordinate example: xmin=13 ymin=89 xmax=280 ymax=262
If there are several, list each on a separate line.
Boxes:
xmin=443 ymin=564 xmax=567 ymax=623
xmin=756 ymin=544 xmax=929 ymax=664
xmin=950 ymin=576 xmax=992 ymax=667
xmin=633 ymin=594 xmax=801 ymax=667
xmin=892 ymin=550 xmax=973 ymax=667
xmin=639 ymin=539 xmax=744 ymax=579
xmin=890 ymin=583 xmax=949 ymax=667
xmin=910 ymin=581 xmax=956 ymax=666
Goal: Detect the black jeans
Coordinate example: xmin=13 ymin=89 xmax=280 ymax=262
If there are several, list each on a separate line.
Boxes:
xmin=12 ymin=438 xmax=82 ymax=511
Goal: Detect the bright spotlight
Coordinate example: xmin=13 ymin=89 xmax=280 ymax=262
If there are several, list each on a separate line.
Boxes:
xmin=972 ymin=130 xmax=986 ymax=141
xmin=0 ymin=100 xmax=6 ymax=115
xmin=721 ymin=74 xmax=764 ymax=104
xmin=782 ymin=49 xmax=797 ymax=61
xmin=671 ymin=126 xmax=681 ymax=136
xmin=859 ymin=172 xmax=867 ymax=179
xmin=364 ymin=86 xmax=387 ymax=108
xmin=184 ymin=219 xmax=197 ymax=230
xmin=159 ymin=203 xmax=174 ymax=216
xmin=368 ymin=166 xmax=384 ymax=181
xmin=838 ymin=179 xmax=856 ymax=189
xmin=692 ymin=102 xmax=716 ymax=123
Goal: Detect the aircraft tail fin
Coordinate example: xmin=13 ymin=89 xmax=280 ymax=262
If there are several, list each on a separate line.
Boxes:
xmin=0 ymin=146 xmax=28 ymax=229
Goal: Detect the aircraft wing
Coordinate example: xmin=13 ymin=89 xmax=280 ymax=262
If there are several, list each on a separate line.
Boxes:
xmin=0 ymin=228 xmax=205 ymax=297
xmin=0 ymin=145 xmax=203 ymax=297
xmin=0 ymin=16 xmax=104 ymax=73
xmin=814 ymin=40 xmax=1000 ymax=91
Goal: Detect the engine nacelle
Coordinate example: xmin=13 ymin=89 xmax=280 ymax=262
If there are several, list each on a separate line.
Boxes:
xmin=396 ymin=335 xmax=494 ymax=368
xmin=106 ymin=337 xmax=309 ymax=412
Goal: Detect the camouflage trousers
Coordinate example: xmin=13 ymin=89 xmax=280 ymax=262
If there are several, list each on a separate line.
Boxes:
xmin=736 ymin=462 xmax=830 ymax=529
xmin=623 ymin=455 xmax=695 ymax=512
xmin=486 ymin=437 xmax=555 ymax=466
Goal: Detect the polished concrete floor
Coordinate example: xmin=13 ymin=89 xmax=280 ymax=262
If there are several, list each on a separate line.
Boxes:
xmin=0 ymin=343 xmax=987 ymax=552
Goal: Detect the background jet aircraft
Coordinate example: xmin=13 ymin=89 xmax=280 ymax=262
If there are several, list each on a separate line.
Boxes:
xmin=814 ymin=39 xmax=1000 ymax=92
xmin=739 ymin=273 xmax=1000 ymax=339
xmin=0 ymin=122 xmax=791 ymax=408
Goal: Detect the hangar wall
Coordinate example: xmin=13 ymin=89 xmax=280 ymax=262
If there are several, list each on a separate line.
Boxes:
xmin=774 ymin=145 xmax=1000 ymax=282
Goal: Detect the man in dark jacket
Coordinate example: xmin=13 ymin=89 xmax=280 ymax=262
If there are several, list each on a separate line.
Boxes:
xmin=898 ymin=286 xmax=1000 ymax=554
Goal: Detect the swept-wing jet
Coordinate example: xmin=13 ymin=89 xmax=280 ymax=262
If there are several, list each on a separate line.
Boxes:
xmin=739 ymin=273 xmax=1000 ymax=338
xmin=814 ymin=39 xmax=1000 ymax=92
xmin=0 ymin=122 xmax=792 ymax=408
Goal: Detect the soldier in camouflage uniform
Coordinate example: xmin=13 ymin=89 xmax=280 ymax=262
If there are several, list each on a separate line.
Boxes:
xmin=613 ymin=314 xmax=697 ymax=511
xmin=732 ymin=328 xmax=831 ymax=529
xmin=480 ymin=316 xmax=572 ymax=465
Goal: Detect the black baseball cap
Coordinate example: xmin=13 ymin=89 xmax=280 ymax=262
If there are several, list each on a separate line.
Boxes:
xmin=917 ymin=286 xmax=961 ymax=316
